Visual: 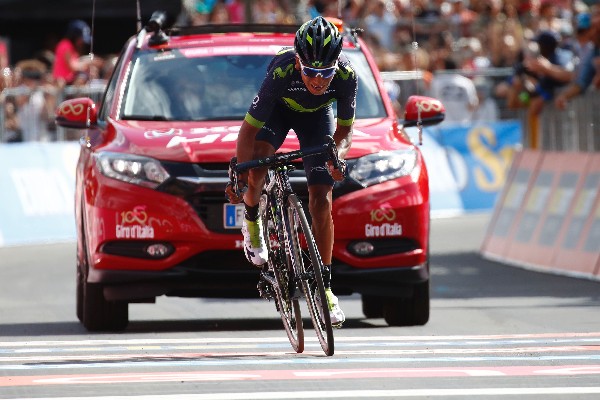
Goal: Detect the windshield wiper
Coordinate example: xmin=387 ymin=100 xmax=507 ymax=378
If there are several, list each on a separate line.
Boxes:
xmin=122 ymin=115 xmax=170 ymax=121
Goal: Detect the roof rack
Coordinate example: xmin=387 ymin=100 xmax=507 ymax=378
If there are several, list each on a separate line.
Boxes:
xmin=167 ymin=24 xmax=300 ymax=36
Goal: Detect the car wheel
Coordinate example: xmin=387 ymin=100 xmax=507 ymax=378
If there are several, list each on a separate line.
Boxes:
xmin=76 ymin=262 xmax=84 ymax=322
xmin=79 ymin=203 xmax=129 ymax=332
xmin=82 ymin=281 xmax=129 ymax=332
xmin=383 ymin=280 xmax=430 ymax=327
xmin=361 ymin=295 xmax=384 ymax=319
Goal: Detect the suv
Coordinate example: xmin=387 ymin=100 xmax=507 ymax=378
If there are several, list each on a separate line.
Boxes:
xmin=56 ymin=12 xmax=445 ymax=331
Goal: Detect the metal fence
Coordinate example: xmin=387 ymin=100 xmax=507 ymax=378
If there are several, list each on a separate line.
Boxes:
xmin=0 ymin=83 xmax=106 ymax=143
xmin=536 ymin=93 xmax=600 ymax=152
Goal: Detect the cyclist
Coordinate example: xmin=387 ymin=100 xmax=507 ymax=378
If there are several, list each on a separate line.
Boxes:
xmin=225 ymin=16 xmax=357 ymax=327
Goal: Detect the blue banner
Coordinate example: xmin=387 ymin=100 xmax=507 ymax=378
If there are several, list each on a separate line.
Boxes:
xmin=0 ymin=142 xmax=80 ymax=247
xmin=409 ymin=120 xmax=522 ymax=215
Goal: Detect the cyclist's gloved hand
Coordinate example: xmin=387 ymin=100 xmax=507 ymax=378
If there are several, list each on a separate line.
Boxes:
xmin=225 ymin=179 xmax=247 ymax=204
xmin=327 ymin=159 xmax=347 ymax=182
xmin=225 ymin=157 xmax=248 ymax=204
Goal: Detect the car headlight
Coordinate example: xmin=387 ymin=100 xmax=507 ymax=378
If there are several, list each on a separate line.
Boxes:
xmin=349 ymin=149 xmax=418 ymax=187
xmin=94 ymin=152 xmax=170 ymax=189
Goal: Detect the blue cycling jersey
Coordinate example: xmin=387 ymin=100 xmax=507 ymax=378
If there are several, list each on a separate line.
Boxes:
xmin=244 ymin=48 xmax=358 ymax=129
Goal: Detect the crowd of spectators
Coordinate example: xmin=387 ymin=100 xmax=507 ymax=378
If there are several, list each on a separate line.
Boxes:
xmin=1 ymin=0 xmax=600 ymax=142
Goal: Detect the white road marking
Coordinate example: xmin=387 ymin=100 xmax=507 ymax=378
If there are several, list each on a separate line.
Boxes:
xmin=3 ymin=387 xmax=600 ymax=399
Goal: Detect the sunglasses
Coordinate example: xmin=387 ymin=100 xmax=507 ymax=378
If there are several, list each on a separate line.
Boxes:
xmin=299 ymin=60 xmax=338 ymax=79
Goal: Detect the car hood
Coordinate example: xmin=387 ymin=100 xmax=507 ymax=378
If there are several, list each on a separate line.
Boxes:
xmin=108 ymin=117 xmax=413 ymax=163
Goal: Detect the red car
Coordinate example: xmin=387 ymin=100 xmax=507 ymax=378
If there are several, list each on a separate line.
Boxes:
xmin=56 ymin=12 xmax=445 ymax=331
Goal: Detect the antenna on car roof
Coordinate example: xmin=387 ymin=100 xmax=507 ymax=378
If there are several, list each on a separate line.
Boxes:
xmin=136 ymin=0 xmax=142 ymax=31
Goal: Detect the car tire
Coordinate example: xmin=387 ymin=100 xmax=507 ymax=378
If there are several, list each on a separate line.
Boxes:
xmin=361 ymin=295 xmax=384 ymax=319
xmin=76 ymin=262 xmax=84 ymax=322
xmin=79 ymin=203 xmax=129 ymax=332
xmin=383 ymin=280 xmax=430 ymax=327
xmin=82 ymin=281 xmax=129 ymax=332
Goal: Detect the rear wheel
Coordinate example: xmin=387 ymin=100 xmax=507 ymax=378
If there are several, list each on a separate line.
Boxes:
xmin=361 ymin=295 xmax=384 ymax=319
xmin=285 ymin=194 xmax=334 ymax=356
xmin=383 ymin=280 xmax=430 ymax=327
xmin=260 ymin=193 xmax=304 ymax=353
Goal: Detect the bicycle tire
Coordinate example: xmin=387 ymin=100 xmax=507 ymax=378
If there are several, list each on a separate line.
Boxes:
xmin=284 ymin=194 xmax=334 ymax=356
xmin=260 ymin=193 xmax=304 ymax=353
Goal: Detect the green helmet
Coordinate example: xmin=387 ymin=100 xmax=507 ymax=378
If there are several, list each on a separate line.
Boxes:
xmin=294 ymin=16 xmax=343 ymax=68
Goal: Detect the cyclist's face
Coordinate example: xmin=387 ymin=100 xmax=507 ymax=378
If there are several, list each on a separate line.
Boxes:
xmin=296 ymin=57 xmax=334 ymax=96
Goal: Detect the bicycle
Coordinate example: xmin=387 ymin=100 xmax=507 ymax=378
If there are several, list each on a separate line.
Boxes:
xmin=228 ymin=135 xmax=345 ymax=356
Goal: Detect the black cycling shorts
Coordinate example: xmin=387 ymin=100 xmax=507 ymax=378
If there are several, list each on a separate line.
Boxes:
xmin=256 ymin=103 xmax=335 ymax=186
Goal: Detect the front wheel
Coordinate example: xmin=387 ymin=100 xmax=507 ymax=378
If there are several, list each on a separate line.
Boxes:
xmin=260 ymin=194 xmax=304 ymax=353
xmin=284 ymin=194 xmax=334 ymax=356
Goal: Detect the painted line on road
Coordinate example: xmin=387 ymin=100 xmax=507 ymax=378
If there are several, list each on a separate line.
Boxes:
xmin=0 ymin=332 xmax=598 ymax=348
xmin=2 ymin=353 xmax=600 ymax=371
xmin=1 ymin=365 xmax=600 ymax=387
xmin=1 ymin=345 xmax=599 ymax=364
xmin=4 ymin=388 xmax=600 ymax=399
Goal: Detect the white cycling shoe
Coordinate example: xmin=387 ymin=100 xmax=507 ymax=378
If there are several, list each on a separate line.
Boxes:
xmin=242 ymin=217 xmax=268 ymax=266
xmin=319 ymin=288 xmax=345 ymax=328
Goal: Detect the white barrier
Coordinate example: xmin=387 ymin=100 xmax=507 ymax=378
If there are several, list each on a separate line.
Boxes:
xmin=0 ymin=142 xmax=79 ymax=247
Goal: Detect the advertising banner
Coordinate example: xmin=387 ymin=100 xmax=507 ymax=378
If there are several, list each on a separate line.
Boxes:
xmin=413 ymin=120 xmax=522 ymax=216
xmin=0 ymin=142 xmax=80 ymax=247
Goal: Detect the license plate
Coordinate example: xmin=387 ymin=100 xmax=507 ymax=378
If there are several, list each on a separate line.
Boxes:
xmin=223 ymin=203 xmax=245 ymax=229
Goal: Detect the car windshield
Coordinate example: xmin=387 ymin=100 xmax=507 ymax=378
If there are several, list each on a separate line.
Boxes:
xmin=121 ymin=48 xmax=386 ymax=122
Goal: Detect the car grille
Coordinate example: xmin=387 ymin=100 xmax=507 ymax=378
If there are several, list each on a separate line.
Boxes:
xmin=160 ymin=162 xmax=313 ymax=234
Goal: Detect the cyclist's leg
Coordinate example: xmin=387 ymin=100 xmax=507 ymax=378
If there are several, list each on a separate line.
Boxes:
xmin=292 ymin=107 xmax=345 ymax=326
xmin=242 ymin=105 xmax=290 ymax=266
xmin=245 ymin=103 xmax=290 ymax=208
xmin=291 ymin=106 xmax=335 ymax=263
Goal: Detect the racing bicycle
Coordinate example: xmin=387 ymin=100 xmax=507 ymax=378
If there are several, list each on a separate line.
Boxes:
xmin=228 ymin=136 xmax=345 ymax=356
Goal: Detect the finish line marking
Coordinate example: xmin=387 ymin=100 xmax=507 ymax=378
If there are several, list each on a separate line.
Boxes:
xmin=1 ymin=365 xmax=600 ymax=387
xmin=3 ymin=387 xmax=600 ymax=399
xmin=1 ymin=332 xmax=599 ymax=348
xmin=2 ymin=345 xmax=599 ymax=363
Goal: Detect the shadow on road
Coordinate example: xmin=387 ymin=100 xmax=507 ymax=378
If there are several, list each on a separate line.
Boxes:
xmin=432 ymin=251 xmax=600 ymax=302
xmin=0 ymin=318 xmax=383 ymax=337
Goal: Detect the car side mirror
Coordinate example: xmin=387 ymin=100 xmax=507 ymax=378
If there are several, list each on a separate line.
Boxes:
xmin=401 ymin=95 xmax=445 ymax=127
xmin=55 ymin=97 xmax=98 ymax=129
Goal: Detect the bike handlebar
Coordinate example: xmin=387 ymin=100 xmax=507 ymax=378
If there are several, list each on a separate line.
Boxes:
xmin=228 ymin=135 xmax=344 ymax=198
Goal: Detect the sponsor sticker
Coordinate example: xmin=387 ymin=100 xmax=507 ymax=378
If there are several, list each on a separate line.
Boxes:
xmin=116 ymin=206 xmax=155 ymax=239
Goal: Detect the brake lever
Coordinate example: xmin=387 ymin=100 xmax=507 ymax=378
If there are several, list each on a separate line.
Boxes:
xmin=326 ymin=135 xmax=347 ymax=178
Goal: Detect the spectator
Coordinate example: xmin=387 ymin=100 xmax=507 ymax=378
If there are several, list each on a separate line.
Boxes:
xmin=225 ymin=0 xmax=245 ymax=23
xmin=252 ymin=0 xmax=288 ymax=24
xmin=472 ymin=77 xmax=500 ymax=122
xmin=14 ymin=59 xmax=51 ymax=141
xmin=209 ymin=0 xmax=231 ymax=23
xmin=565 ymin=13 xmax=595 ymax=75
xmin=362 ymin=0 xmax=399 ymax=52
xmin=555 ymin=6 xmax=600 ymax=109
xmin=51 ymin=20 xmax=99 ymax=88
xmin=506 ymin=30 xmax=575 ymax=116
xmin=428 ymin=57 xmax=479 ymax=124
xmin=445 ymin=0 xmax=478 ymax=40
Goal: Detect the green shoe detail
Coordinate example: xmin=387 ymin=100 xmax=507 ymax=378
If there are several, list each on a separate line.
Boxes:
xmin=245 ymin=218 xmax=263 ymax=248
